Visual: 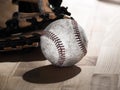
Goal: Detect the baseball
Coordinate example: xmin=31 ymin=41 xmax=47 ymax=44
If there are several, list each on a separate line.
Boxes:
xmin=40 ymin=19 xmax=88 ymax=67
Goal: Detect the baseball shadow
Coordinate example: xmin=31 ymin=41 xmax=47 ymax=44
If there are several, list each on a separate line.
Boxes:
xmin=23 ymin=65 xmax=81 ymax=84
xmin=0 ymin=47 xmax=46 ymax=62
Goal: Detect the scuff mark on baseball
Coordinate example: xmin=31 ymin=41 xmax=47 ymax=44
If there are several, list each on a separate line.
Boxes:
xmin=40 ymin=19 xmax=88 ymax=67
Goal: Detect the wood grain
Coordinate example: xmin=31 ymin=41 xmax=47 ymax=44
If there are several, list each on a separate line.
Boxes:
xmin=91 ymin=74 xmax=119 ymax=90
xmin=91 ymin=3 xmax=120 ymax=90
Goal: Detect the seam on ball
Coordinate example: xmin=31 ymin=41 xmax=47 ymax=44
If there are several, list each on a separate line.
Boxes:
xmin=72 ymin=20 xmax=87 ymax=55
xmin=44 ymin=31 xmax=66 ymax=66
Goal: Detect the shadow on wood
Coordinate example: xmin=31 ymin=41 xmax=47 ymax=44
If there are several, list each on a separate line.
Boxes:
xmin=0 ymin=47 xmax=46 ymax=62
xmin=23 ymin=65 xmax=81 ymax=84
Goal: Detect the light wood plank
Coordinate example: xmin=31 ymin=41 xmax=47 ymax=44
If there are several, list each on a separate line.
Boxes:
xmin=94 ymin=14 xmax=120 ymax=74
xmin=79 ymin=56 xmax=97 ymax=66
xmin=91 ymin=74 xmax=119 ymax=90
xmin=0 ymin=74 xmax=9 ymax=90
xmin=91 ymin=6 xmax=120 ymax=90
xmin=0 ymin=63 xmax=19 ymax=76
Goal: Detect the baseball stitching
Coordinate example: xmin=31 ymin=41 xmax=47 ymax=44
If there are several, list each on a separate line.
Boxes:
xmin=44 ymin=31 xmax=65 ymax=66
xmin=72 ymin=20 xmax=87 ymax=55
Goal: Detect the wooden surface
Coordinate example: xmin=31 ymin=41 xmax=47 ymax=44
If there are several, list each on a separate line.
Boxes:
xmin=92 ymin=12 xmax=120 ymax=90
xmin=0 ymin=0 xmax=120 ymax=90
xmin=90 ymin=1 xmax=120 ymax=90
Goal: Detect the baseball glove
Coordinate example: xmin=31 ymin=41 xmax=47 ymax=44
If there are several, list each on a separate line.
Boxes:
xmin=0 ymin=0 xmax=72 ymax=52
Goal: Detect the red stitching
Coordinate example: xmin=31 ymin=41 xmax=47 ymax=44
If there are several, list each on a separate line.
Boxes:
xmin=44 ymin=31 xmax=65 ymax=66
xmin=72 ymin=20 xmax=87 ymax=55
